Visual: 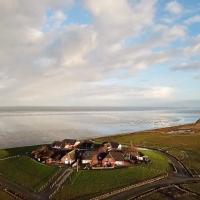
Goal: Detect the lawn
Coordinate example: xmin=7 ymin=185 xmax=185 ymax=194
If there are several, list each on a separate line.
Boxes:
xmin=97 ymin=128 xmax=200 ymax=175
xmin=54 ymin=150 xmax=170 ymax=200
xmin=0 ymin=156 xmax=58 ymax=191
xmin=0 ymin=190 xmax=14 ymax=200
xmin=0 ymin=145 xmax=42 ymax=159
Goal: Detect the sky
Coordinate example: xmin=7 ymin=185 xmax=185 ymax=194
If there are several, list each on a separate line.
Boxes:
xmin=0 ymin=0 xmax=200 ymax=107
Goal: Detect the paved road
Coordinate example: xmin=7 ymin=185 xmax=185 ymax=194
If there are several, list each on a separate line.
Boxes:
xmin=104 ymin=176 xmax=200 ymax=200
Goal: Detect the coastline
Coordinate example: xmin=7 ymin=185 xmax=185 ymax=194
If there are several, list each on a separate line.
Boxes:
xmin=0 ymin=120 xmax=198 ymax=150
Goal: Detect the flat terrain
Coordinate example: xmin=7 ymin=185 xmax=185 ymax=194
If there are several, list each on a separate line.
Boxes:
xmin=0 ymin=145 xmax=42 ymax=159
xmin=97 ymin=122 xmax=200 ymax=176
xmin=0 ymin=190 xmax=14 ymax=200
xmin=54 ymin=150 xmax=170 ymax=200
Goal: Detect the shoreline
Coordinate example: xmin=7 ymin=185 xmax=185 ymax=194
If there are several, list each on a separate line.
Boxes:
xmin=1 ymin=120 xmax=198 ymax=150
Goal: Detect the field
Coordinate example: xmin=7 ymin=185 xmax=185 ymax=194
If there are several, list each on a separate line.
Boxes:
xmin=0 ymin=145 xmax=42 ymax=159
xmin=97 ymin=123 xmax=200 ymax=175
xmin=54 ymin=150 xmax=170 ymax=200
xmin=0 ymin=190 xmax=14 ymax=200
xmin=0 ymin=145 xmax=58 ymax=192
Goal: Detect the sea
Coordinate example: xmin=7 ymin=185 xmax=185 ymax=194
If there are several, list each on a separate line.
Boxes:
xmin=0 ymin=106 xmax=199 ymax=148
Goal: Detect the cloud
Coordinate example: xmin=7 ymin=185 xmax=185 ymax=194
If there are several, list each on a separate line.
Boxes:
xmin=165 ymin=1 xmax=183 ymax=15
xmin=172 ymin=62 xmax=200 ymax=71
xmin=0 ymin=0 xmax=199 ymax=106
xmin=185 ymin=15 xmax=200 ymax=25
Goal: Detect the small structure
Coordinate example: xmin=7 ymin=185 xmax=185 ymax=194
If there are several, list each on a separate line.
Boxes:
xmin=51 ymin=141 xmax=63 ymax=149
xmin=82 ymin=150 xmax=96 ymax=164
xmin=31 ymin=138 xmax=150 ymax=169
xmin=62 ymin=139 xmax=77 ymax=150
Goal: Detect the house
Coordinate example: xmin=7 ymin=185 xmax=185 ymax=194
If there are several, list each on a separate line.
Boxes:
xmin=62 ymin=139 xmax=77 ymax=149
xmin=51 ymin=141 xmax=63 ymax=149
xmin=31 ymin=145 xmax=54 ymax=162
xmin=82 ymin=150 xmax=96 ymax=164
xmin=102 ymin=141 xmax=122 ymax=151
xmin=61 ymin=154 xmax=74 ymax=165
xmin=77 ymin=140 xmax=94 ymax=150
xmin=102 ymin=151 xmax=129 ymax=167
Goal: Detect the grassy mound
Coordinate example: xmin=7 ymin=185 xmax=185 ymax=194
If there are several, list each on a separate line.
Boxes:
xmin=97 ymin=129 xmax=200 ymax=175
xmin=54 ymin=150 xmax=169 ymax=200
xmin=0 ymin=156 xmax=58 ymax=191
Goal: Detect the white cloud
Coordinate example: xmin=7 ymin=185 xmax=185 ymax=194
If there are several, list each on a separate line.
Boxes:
xmin=0 ymin=0 xmax=198 ymax=106
xmin=185 ymin=15 xmax=200 ymax=25
xmin=147 ymin=87 xmax=174 ymax=99
xmin=166 ymin=1 xmax=183 ymax=15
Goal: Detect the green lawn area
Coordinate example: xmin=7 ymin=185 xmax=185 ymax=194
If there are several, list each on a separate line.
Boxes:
xmin=0 ymin=145 xmax=42 ymax=159
xmin=0 ymin=190 xmax=14 ymax=200
xmin=97 ymin=130 xmax=200 ymax=174
xmin=54 ymin=150 xmax=170 ymax=200
xmin=0 ymin=156 xmax=58 ymax=191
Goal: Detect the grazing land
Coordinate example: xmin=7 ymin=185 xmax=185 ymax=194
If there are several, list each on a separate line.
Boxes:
xmin=0 ymin=145 xmax=59 ymax=194
xmin=0 ymin=145 xmax=42 ymax=159
xmin=0 ymin=190 xmax=14 ymax=200
xmin=54 ymin=150 xmax=170 ymax=200
xmin=97 ymin=122 xmax=200 ymax=176
xmin=0 ymin=156 xmax=58 ymax=191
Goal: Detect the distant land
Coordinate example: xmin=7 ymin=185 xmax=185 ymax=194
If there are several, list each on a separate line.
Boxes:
xmin=0 ymin=106 xmax=200 ymax=112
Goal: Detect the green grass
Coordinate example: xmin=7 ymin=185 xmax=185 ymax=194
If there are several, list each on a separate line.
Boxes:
xmin=54 ymin=150 xmax=170 ymax=200
xmin=97 ymin=130 xmax=200 ymax=174
xmin=0 ymin=190 xmax=14 ymax=200
xmin=0 ymin=145 xmax=42 ymax=159
xmin=0 ymin=156 xmax=58 ymax=191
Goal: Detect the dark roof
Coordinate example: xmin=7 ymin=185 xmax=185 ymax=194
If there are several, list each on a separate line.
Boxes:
xmin=109 ymin=151 xmax=124 ymax=161
xmin=196 ymin=119 xmax=200 ymax=124
xmin=78 ymin=140 xmax=94 ymax=149
xmin=52 ymin=141 xmax=62 ymax=147
xmin=110 ymin=142 xmax=119 ymax=148
xmin=102 ymin=141 xmax=119 ymax=149
xmin=82 ymin=151 xmax=96 ymax=160
xmin=97 ymin=152 xmax=108 ymax=161
xmin=62 ymin=139 xmax=76 ymax=145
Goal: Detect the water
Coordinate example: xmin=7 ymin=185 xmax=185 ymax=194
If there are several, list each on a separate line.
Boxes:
xmin=0 ymin=107 xmax=199 ymax=148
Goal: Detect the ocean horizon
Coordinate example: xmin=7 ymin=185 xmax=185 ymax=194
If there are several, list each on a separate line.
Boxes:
xmin=0 ymin=106 xmax=199 ymax=148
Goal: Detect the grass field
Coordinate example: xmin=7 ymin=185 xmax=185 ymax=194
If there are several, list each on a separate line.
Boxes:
xmin=0 ymin=156 xmax=58 ymax=191
xmin=54 ymin=150 xmax=170 ymax=200
xmin=0 ymin=190 xmax=14 ymax=200
xmin=97 ymin=124 xmax=200 ymax=175
xmin=0 ymin=145 xmax=42 ymax=159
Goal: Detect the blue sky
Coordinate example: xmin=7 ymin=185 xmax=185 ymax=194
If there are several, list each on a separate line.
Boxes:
xmin=0 ymin=0 xmax=200 ymax=106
